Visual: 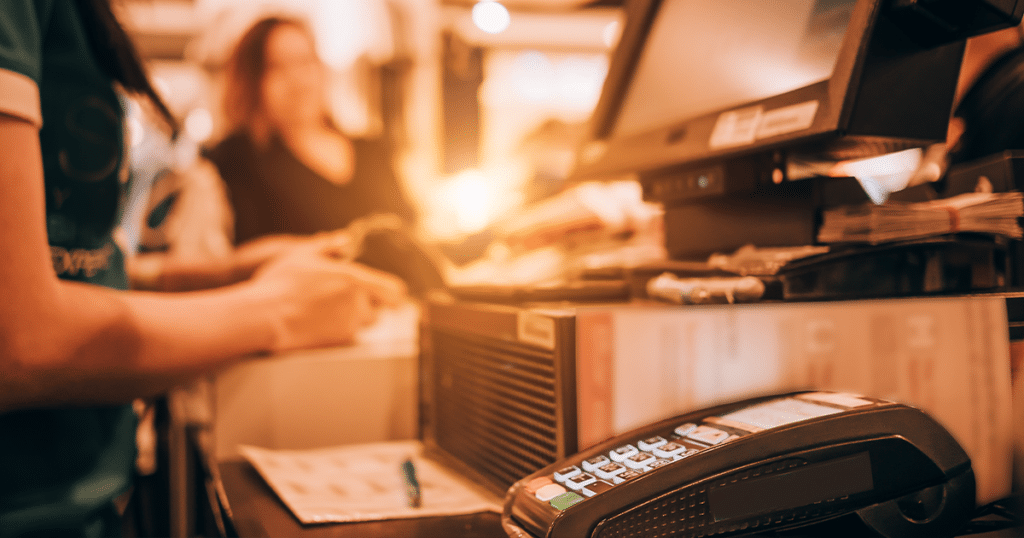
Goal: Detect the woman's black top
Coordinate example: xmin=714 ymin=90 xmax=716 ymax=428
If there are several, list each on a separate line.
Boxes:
xmin=205 ymin=130 xmax=444 ymax=293
xmin=205 ymin=130 xmax=416 ymax=244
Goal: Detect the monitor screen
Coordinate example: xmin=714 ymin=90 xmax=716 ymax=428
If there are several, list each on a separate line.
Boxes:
xmin=573 ymin=0 xmax=1022 ymax=260
xmin=613 ymin=0 xmax=857 ymax=141
xmin=573 ymin=0 xmax=972 ymax=188
xmin=571 ymin=0 xmax=986 ymax=259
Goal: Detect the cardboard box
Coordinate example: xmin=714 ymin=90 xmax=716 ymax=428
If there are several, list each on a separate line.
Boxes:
xmin=575 ymin=296 xmax=1014 ymax=504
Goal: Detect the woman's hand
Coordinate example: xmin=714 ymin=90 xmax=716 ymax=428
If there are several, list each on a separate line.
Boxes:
xmin=233 ymin=230 xmax=359 ymax=278
xmin=248 ymin=239 xmax=408 ymax=352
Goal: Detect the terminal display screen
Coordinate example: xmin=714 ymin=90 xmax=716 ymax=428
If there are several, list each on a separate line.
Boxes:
xmin=718 ymin=397 xmax=844 ymax=431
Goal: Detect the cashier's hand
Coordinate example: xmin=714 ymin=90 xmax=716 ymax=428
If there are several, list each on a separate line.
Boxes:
xmin=233 ymin=230 xmax=359 ymax=280
xmin=249 ymin=240 xmax=408 ymax=352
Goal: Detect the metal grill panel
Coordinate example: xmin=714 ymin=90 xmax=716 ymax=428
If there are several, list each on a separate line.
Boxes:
xmin=430 ymin=329 xmax=563 ymax=491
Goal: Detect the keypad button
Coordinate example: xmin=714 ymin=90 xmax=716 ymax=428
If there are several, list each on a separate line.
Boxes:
xmin=581 ymin=480 xmax=615 ymax=497
xmin=609 ymin=444 xmax=639 ymax=462
xmin=550 ymin=491 xmax=585 ymax=510
xmin=565 ymin=472 xmax=597 ymax=491
xmin=625 ymin=451 xmax=656 ymax=470
xmin=648 ymin=459 xmax=674 ymax=469
xmin=676 ymin=448 xmax=700 ymax=460
xmin=535 ymin=483 xmax=566 ymax=501
xmin=525 ymin=476 xmax=554 ymax=494
xmin=616 ymin=469 xmax=643 ymax=483
xmin=582 ymin=455 xmax=611 ymax=473
xmin=553 ymin=465 xmax=582 ymax=483
xmin=595 ymin=462 xmax=627 ymax=480
xmin=674 ymin=423 xmax=698 ymax=437
xmin=687 ymin=425 xmax=731 ymax=445
xmin=653 ymin=442 xmax=686 ymax=458
xmin=638 ymin=436 xmax=668 ymax=451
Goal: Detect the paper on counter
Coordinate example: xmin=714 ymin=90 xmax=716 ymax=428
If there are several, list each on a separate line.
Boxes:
xmin=239 ymin=440 xmax=500 ymax=525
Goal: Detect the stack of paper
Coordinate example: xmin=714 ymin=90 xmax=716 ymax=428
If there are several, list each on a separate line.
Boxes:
xmin=817 ymin=191 xmax=1024 ymax=244
xmin=239 ymin=441 xmax=500 ymax=525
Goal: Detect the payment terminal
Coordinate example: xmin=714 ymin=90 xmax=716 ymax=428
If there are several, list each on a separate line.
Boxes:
xmin=502 ymin=391 xmax=975 ymax=538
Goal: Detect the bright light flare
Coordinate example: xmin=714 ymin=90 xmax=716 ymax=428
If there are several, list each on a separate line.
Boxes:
xmin=512 ymin=51 xmax=554 ymax=101
xmin=832 ymin=148 xmax=924 ymax=205
xmin=602 ymin=20 xmax=621 ymax=49
xmin=555 ymin=55 xmax=607 ymax=107
xmin=438 ymin=170 xmax=499 ymax=234
xmin=473 ymin=1 xmax=511 ymax=34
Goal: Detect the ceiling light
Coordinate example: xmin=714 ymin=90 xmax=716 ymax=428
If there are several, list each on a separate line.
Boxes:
xmin=473 ymin=1 xmax=511 ymax=34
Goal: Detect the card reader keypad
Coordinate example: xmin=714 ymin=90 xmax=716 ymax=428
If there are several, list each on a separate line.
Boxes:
xmin=533 ymin=419 xmax=748 ymax=509
xmin=582 ymin=455 xmax=611 ymax=472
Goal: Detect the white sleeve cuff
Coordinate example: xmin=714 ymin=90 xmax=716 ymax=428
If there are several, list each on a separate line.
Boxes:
xmin=0 ymin=68 xmax=41 ymax=127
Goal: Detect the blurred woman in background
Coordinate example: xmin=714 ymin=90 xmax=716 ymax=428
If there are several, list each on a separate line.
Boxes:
xmin=205 ymin=15 xmax=444 ymax=293
xmin=207 ymin=16 xmax=414 ymax=243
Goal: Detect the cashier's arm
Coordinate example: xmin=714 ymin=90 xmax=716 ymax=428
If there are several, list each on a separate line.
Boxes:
xmin=0 ymin=115 xmax=406 ymax=413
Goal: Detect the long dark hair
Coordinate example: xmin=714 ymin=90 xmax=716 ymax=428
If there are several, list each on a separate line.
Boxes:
xmin=76 ymin=0 xmax=178 ymax=135
xmin=221 ymin=16 xmax=323 ymax=144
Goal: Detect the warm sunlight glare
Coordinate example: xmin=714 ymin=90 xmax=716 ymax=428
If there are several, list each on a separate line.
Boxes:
xmin=442 ymin=170 xmax=498 ymax=234
xmin=473 ymin=1 xmax=511 ymax=34
xmin=602 ymin=20 xmax=621 ymax=49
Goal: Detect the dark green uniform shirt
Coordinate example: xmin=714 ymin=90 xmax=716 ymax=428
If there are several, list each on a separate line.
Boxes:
xmin=0 ymin=1 xmax=136 ymax=536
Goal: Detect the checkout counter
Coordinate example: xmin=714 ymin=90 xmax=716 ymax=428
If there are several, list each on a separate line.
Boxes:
xmin=171 ymin=0 xmax=1024 ymax=536
xmin=164 ymin=305 xmax=432 ymax=537
xmin=169 ymin=292 xmax=1024 ymax=538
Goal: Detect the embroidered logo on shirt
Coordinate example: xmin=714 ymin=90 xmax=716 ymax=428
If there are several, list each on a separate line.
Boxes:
xmin=51 ymin=244 xmax=113 ymax=278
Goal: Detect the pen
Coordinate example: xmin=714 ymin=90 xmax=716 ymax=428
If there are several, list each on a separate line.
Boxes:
xmin=400 ymin=458 xmax=421 ymax=508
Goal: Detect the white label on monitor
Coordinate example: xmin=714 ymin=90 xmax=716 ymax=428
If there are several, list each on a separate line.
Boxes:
xmin=709 ymin=106 xmax=763 ymax=149
xmin=518 ymin=311 xmax=556 ymax=350
xmin=756 ymin=100 xmax=819 ymax=140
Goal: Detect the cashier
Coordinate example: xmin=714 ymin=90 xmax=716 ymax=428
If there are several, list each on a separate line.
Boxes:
xmin=0 ymin=1 xmax=405 ymax=536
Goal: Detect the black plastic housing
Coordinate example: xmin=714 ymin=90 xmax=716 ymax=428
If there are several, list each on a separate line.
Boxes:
xmin=502 ymin=392 xmax=974 ymax=538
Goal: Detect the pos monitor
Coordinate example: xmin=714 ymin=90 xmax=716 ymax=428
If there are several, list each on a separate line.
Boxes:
xmin=573 ymin=0 xmax=1024 ymax=260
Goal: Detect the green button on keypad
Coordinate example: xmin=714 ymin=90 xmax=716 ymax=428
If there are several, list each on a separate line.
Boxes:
xmin=550 ymin=491 xmax=584 ymax=510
